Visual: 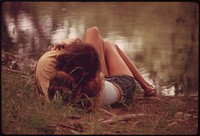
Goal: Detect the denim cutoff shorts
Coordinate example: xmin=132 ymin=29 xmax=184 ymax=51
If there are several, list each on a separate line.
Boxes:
xmin=105 ymin=75 xmax=136 ymax=103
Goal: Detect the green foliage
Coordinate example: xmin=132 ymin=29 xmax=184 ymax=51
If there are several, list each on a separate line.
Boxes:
xmin=24 ymin=114 xmax=53 ymax=133
xmin=52 ymin=91 xmax=64 ymax=107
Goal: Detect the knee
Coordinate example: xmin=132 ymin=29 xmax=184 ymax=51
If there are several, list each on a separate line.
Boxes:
xmin=86 ymin=26 xmax=100 ymax=35
xmin=115 ymin=44 xmax=120 ymax=51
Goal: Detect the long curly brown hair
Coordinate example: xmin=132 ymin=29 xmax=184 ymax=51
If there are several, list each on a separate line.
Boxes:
xmin=48 ymin=39 xmax=102 ymax=110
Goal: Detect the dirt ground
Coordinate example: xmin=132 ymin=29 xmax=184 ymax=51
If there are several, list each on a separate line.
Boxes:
xmin=44 ymin=93 xmax=198 ymax=135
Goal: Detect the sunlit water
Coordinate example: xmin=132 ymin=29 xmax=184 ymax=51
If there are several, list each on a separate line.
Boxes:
xmin=2 ymin=2 xmax=198 ymax=96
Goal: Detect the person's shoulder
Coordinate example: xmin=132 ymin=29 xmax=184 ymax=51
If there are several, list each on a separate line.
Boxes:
xmin=39 ymin=50 xmax=59 ymax=60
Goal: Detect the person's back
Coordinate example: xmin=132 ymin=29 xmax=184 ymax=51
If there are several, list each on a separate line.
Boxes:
xmin=35 ymin=38 xmax=102 ymax=107
xmin=35 ymin=38 xmax=76 ymax=102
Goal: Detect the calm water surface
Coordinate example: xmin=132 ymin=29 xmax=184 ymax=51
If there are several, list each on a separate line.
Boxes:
xmin=2 ymin=2 xmax=199 ymax=96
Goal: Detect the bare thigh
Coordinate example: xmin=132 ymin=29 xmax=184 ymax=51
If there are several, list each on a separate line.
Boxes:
xmin=104 ymin=40 xmax=133 ymax=77
xmin=84 ymin=27 xmax=109 ymax=75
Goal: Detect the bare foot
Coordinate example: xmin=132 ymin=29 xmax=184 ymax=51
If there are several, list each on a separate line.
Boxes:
xmin=143 ymin=85 xmax=157 ymax=97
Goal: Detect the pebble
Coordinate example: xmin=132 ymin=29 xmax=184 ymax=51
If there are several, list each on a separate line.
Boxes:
xmin=174 ymin=112 xmax=192 ymax=121
xmin=174 ymin=112 xmax=183 ymax=119
xmin=183 ymin=113 xmax=192 ymax=119
xmin=168 ymin=121 xmax=178 ymax=127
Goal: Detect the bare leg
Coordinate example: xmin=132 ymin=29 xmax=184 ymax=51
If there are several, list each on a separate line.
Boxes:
xmin=115 ymin=45 xmax=155 ymax=93
xmin=84 ymin=27 xmax=156 ymax=96
xmin=84 ymin=27 xmax=132 ymax=77
xmin=103 ymin=41 xmax=133 ymax=76
xmin=103 ymin=40 xmax=156 ymax=95
xmin=84 ymin=27 xmax=109 ymax=76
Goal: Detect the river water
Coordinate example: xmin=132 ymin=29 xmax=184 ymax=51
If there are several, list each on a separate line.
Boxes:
xmin=2 ymin=2 xmax=199 ymax=96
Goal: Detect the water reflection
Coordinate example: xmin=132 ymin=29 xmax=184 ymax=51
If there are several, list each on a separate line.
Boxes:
xmin=2 ymin=2 xmax=198 ymax=96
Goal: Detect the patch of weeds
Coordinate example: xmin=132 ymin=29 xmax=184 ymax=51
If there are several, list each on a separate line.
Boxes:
xmin=165 ymin=122 xmax=189 ymax=135
xmin=135 ymin=82 xmax=143 ymax=94
xmin=24 ymin=114 xmax=54 ymax=134
xmin=85 ymin=121 xmax=103 ymax=134
xmin=156 ymin=116 xmax=169 ymax=134
xmin=1 ymin=102 xmax=22 ymax=134
xmin=49 ymin=91 xmax=88 ymax=115
xmin=136 ymin=118 xmax=155 ymax=134
xmin=51 ymin=91 xmax=65 ymax=108
xmin=164 ymin=99 xmax=186 ymax=117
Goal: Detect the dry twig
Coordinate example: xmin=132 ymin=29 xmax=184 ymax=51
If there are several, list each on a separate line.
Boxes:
xmin=100 ymin=113 xmax=145 ymax=124
xmin=98 ymin=108 xmax=117 ymax=117
xmin=49 ymin=121 xmax=84 ymax=132
xmin=135 ymin=96 xmax=168 ymax=104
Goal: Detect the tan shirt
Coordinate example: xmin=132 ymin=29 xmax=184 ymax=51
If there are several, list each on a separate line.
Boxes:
xmin=35 ymin=38 xmax=75 ymax=102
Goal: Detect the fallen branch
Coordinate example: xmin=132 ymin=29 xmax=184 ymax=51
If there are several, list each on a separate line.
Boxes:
xmin=69 ymin=129 xmax=80 ymax=134
xmin=100 ymin=113 xmax=145 ymax=124
xmin=131 ymin=121 xmax=141 ymax=130
xmin=135 ymin=96 xmax=168 ymax=104
xmin=98 ymin=108 xmax=117 ymax=117
xmin=49 ymin=122 xmax=84 ymax=132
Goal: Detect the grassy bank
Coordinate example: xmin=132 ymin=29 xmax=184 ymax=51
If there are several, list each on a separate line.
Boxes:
xmin=1 ymin=67 xmax=198 ymax=134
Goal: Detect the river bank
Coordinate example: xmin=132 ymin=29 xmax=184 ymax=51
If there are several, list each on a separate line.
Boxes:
xmin=1 ymin=64 xmax=198 ymax=134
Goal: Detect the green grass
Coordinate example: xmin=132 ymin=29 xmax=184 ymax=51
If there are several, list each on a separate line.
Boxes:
xmin=1 ymin=67 xmax=198 ymax=135
xmin=1 ymin=68 xmax=84 ymax=134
